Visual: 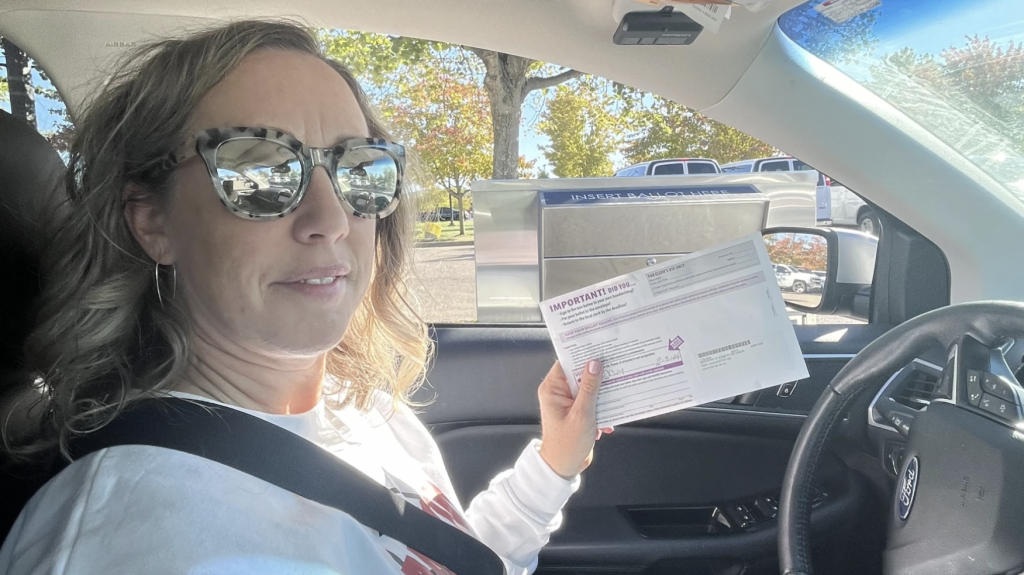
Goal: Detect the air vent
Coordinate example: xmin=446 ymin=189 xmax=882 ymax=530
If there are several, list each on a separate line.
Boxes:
xmin=893 ymin=370 xmax=941 ymax=410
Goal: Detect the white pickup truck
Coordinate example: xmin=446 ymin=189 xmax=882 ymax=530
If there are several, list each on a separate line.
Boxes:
xmin=773 ymin=263 xmax=823 ymax=294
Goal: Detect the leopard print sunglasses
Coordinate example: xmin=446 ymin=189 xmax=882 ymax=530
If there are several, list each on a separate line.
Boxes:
xmin=166 ymin=127 xmax=405 ymax=221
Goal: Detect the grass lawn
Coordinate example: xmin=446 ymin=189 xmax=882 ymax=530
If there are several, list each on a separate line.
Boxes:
xmin=415 ymin=220 xmax=474 ymax=243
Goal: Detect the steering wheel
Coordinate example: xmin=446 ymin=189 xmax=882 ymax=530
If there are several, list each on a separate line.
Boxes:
xmin=778 ymin=301 xmax=1024 ymax=575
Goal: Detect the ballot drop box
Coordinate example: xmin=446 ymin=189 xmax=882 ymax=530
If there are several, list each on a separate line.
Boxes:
xmin=473 ymin=173 xmax=815 ymax=323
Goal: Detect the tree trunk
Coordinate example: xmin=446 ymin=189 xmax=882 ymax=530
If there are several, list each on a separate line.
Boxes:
xmin=468 ymin=48 xmax=586 ymax=181
xmin=448 ymin=193 xmax=454 ymax=227
xmin=472 ymin=50 xmax=530 ymax=180
xmin=456 ymin=193 xmax=466 ymax=236
xmin=2 ymin=39 xmax=36 ymax=129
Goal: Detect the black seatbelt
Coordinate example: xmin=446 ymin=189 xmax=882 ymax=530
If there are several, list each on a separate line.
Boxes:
xmin=65 ymin=397 xmax=505 ymax=575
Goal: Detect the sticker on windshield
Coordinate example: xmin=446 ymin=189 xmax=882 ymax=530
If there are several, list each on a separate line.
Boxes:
xmin=813 ymin=0 xmax=881 ymax=23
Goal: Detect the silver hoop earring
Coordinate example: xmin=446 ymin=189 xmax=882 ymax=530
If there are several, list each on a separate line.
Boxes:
xmin=155 ymin=262 xmax=177 ymax=308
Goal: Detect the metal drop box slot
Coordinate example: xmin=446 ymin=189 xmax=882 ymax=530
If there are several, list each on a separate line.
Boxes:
xmin=473 ymin=173 xmax=816 ymax=323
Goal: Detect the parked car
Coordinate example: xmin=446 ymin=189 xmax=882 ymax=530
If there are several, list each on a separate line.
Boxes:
xmin=828 ymin=179 xmax=879 ymax=235
xmin=721 ymin=156 xmax=832 ymax=225
xmin=614 ymin=158 xmax=721 ymax=176
xmin=421 ymin=207 xmax=470 ymax=222
xmin=773 ymin=263 xmax=822 ymax=293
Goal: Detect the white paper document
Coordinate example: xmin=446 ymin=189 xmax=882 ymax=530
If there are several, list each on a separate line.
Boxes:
xmin=540 ymin=232 xmax=809 ymax=427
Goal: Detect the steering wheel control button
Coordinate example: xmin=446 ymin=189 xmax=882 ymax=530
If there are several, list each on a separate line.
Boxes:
xmin=979 ymin=393 xmax=1015 ymax=419
xmin=967 ymin=370 xmax=983 ymax=406
xmin=887 ymin=409 xmax=915 ymax=436
xmin=776 ymin=381 xmax=798 ymax=397
xmin=897 ymin=456 xmax=919 ymax=521
xmin=981 ymin=372 xmax=1018 ymax=403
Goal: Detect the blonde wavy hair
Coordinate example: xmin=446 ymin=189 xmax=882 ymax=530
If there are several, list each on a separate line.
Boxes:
xmin=7 ymin=20 xmax=430 ymax=458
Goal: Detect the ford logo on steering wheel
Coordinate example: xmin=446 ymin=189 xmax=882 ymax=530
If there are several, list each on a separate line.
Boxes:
xmin=897 ymin=456 xmax=920 ymax=521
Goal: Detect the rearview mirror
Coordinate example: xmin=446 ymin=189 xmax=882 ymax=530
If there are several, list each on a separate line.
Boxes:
xmin=763 ymin=227 xmax=877 ymax=320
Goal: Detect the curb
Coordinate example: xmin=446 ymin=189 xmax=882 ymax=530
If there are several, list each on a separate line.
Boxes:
xmin=416 ymin=240 xmax=475 ymax=248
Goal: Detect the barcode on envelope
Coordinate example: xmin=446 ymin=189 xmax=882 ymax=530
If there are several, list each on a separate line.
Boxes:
xmin=705 ymin=4 xmax=721 ymax=13
xmin=698 ymin=340 xmax=751 ymax=359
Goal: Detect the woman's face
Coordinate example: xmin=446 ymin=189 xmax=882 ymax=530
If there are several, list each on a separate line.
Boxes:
xmin=150 ymin=50 xmax=377 ymax=357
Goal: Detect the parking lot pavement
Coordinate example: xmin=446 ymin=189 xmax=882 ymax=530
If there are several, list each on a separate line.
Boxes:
xmin=412 ymin=244 xmax=862 ymax=326
xmin=412 ymin=243 xmax=477 ymax=324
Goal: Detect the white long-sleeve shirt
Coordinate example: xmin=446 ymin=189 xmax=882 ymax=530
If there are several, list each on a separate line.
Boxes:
xmin=0 ymin=391 xmax=579 ymax=575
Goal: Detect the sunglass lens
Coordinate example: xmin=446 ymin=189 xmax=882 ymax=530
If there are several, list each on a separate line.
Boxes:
xmin=214 ymin=139 xmax=303 ymax=216
xmin=336 ymin=147 xmax=399 ymax=216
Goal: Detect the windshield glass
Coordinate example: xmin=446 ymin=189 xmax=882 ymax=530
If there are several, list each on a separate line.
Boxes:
xmin=780 ymin=0 xmax=1024 ymax=199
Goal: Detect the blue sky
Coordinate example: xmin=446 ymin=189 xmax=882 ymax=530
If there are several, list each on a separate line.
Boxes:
xmin=780 ymin=0 xmax=1024 ymax=86
xmin=871 ymin=0 xmax=1024 ymax=54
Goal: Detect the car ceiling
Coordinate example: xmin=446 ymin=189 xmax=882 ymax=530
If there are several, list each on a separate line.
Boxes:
xmin=0 ymin=0 xmax=804 ymax=115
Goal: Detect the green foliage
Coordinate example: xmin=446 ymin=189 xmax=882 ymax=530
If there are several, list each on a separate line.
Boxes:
xmin=0 ymin=77 xmax=7 ymax=103
xmin=883 ymin=38 xmax=1024 ymax=150
xmin=765 ymin=233 xmax=828 ymax=271
xmin=868 ymin=36 xmax=1024 ymax=187
xmin=619 ymin=91 xmax=776 ymax=166
xmin=386 ymin=59 xmax=491 ymax=235
xmin=518 ymin=156 xmax=538 ymax=179
xmin=318 ymin=30 xmax=441 ymax=90
xmin=537 ymin=78 xmax=620 ymax=178
xmin=415 ymin=187 xmax=452 ymax=211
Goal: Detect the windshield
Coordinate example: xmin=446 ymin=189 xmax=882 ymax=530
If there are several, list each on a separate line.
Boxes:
xmin=780 ymin=0 xmax=1024 ymax=199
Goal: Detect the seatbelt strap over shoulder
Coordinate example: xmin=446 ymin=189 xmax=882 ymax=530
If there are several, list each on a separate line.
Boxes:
xmin=66 ymin=398 xmax=506 ymax=575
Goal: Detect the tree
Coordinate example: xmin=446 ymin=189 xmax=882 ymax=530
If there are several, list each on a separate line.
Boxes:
xmin=872 ymin=37 xmax=1024 ymax=155
xmin=323 ymin=31 xmax=581 ymax=181
xmin=937 ymin=37 xmax=1023 ymax=150
xmin=319 ymin=30 xmax=441 ymax=95
xmin=1 ymin=38 xmax=36 ymax=128
xmin=463 ymin=49 xmax=582 ymax=179
xmin=388 ymin=65 xmax=492 ymax=235
xmin=620 ymin=93 xmax=777 ymax=165
xmin=518 ymin=156 xmax=537 ymax=179
xmin=765 ymin=233 xmax=828 ymax=271
xmin=537 ymin=79 xmax=619 ymax=178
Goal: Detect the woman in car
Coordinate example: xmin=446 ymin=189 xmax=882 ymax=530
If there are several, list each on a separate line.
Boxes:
xmin=0 ymin=20 xmax=609 ymax=575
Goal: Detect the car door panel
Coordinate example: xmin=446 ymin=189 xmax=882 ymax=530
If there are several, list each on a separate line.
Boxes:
xmin=420 ymin=324 xmax=890 ymax=574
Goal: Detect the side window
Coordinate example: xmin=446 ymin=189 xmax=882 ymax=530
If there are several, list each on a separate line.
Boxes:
xmin=0 ymin=37 xmax=73 ymax=155
xmin=760 ymin=160 xmax=792 ymax=172
xmin=651 ymin=162 xmax=685 ymax=175
xmin=687 ymin=162 xmax=719 ymax=174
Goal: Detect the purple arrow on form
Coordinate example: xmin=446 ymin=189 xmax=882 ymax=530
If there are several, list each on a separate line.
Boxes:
xmin=668 ymin=336 xmax=684 ymax=350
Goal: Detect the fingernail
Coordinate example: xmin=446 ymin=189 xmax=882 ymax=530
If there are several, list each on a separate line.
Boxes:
xmin=588 ymin=360 xmax=602 ymax=375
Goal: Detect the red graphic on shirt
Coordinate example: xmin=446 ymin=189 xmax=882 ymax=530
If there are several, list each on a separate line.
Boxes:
xmin=381 ymin=472 xmax=478 ymax=575
xmin=400 ymin=547 xmax=456 ymax=575
xmin=418 ymin=482 xmax=473 ymax=533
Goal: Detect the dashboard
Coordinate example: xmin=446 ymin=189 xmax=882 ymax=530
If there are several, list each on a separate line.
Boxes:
xmin=867 ymin=338 xmax=1024 ymax=475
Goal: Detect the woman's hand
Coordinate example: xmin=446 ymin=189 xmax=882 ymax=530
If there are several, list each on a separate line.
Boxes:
xmin=537 ymin=360 xmax=614 ymax=479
